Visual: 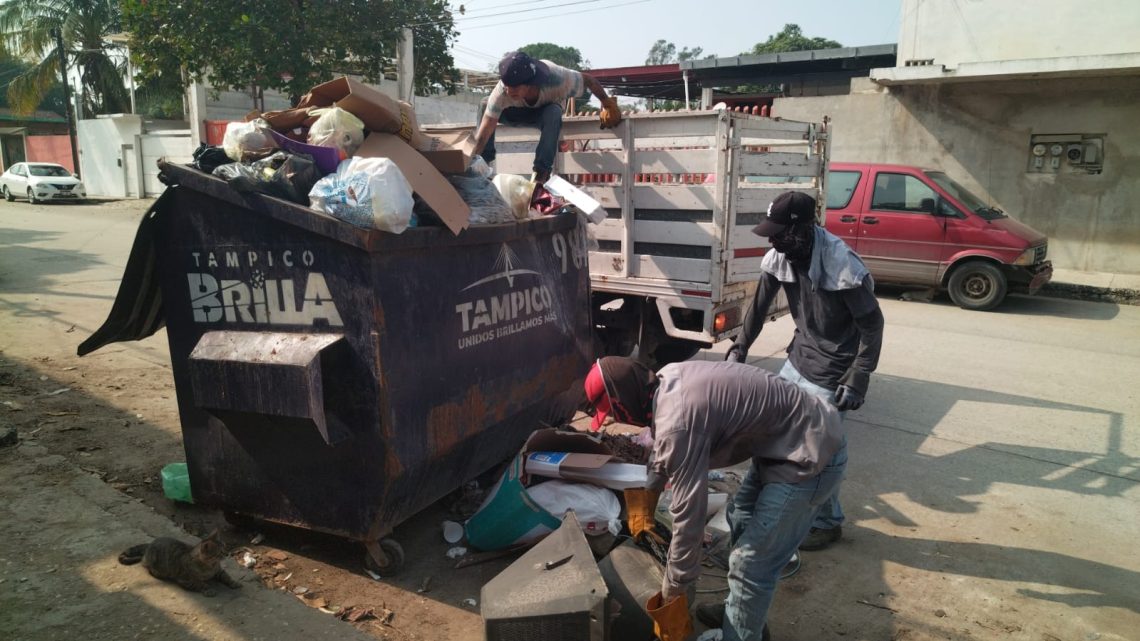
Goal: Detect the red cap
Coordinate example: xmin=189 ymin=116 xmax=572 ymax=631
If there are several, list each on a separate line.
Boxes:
xmin=584 ymin=361 xmax=611 ymax=432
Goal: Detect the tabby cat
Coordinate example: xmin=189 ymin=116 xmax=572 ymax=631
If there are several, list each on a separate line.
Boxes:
xmin=118 ymin=529 xmax=241 ymax=596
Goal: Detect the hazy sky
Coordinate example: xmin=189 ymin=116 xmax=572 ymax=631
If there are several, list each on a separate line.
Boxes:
xmin=448 ymin=0 xmax=903 ymax=72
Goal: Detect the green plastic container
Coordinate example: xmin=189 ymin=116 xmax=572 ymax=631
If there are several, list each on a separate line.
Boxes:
xmin=465 ymin=454 xmax=560 ymax=551
xmin=161 ymin=462 xmax=193 ymax=503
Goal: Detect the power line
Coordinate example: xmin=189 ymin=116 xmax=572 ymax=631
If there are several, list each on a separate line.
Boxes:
xmin=411 ymin=0 xmax=608 ymax=27
xmin=454 ymin=0 xmax=565 ymax=15
xmin=457 ymin=0 xmax=651 ymax=31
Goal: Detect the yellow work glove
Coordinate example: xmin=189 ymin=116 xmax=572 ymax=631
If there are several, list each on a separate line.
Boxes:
xmin=599 ymin=97 xmax=622 ymax=129
xmin=646 ymin=591 xmax=693 ymax=641
xmin=624 ymin=488 xmax=661 ymax=539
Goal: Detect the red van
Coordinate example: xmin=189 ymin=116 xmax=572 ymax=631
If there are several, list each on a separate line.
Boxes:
xmin=824 ymin=163 xmax=1052 ymax=310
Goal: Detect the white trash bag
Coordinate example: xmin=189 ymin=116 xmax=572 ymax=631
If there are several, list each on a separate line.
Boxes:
xmin=525 ymin=480 xmax=622 ymax=537
xmin=222 ymin=119 xmax=277 ymax=162
xmin=492 ymin=174 xmax=533 ymax=221
xmin=309 ymin=157 xmax=414 ymax=233
xmin=307 ymin=106 xmax=366 ymax=158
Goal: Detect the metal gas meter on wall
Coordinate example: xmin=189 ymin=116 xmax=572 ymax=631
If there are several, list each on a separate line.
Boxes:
xmin=1027 ymin=134 xmax=1104 ymax=175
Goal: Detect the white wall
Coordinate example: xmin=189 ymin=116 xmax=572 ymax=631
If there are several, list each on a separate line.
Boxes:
xmin=897 ymin=0 xmax=1140 ymax=67
xmin=77 ymin=115 xmax=192 ymax=197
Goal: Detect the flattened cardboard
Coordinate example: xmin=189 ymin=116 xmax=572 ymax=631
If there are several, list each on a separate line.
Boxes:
xmin=545 ymin=175 xmax=606 ymax=224
xmin=307 ymin=77 xmax=473 ymax=174
xmin=356 ymin=132 xmax=470 ymax=235
xmin=526 ymin=451 xmax=613 ymax=477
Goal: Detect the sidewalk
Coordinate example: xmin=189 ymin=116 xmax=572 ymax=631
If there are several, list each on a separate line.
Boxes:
xmin=0 ymin=443 xmax=378 ymax=641
xmin=1051 ymin=268 xmax=1140 ymax=291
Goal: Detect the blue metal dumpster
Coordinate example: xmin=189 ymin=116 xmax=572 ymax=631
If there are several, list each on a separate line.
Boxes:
xmin=80 ymin=162 xmax=593 ymax=574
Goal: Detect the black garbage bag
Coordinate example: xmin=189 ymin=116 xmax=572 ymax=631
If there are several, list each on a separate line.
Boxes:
xmin=212 ymin=151 xmax=318 ymax=205
xmin=189 ymin=143 xmax=232 ymax=174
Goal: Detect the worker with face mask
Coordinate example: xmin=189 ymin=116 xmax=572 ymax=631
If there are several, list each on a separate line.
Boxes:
xmin=584 ymin=356 xmax=847 ymax=641
xmin=727 ymin=191 xmax=884 ymax=552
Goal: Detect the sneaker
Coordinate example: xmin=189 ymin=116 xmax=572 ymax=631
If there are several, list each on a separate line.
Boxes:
xmin=694 ymin=622 xmax=771 ymax=641
xmin=798 ymin=526 xmax=842 ymax=551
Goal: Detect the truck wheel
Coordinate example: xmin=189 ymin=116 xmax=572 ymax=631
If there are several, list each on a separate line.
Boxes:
xmin=947 ymin=261 xmax=1007 ymax=311
xmin=648 ymin=340 xmax=703 ymax=369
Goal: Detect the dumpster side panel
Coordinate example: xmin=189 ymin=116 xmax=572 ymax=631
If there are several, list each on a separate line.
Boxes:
xmin=152 ymin=176 xmax=591 ymax=541
xmin=369 ymin=219 xmax=593 ymax=532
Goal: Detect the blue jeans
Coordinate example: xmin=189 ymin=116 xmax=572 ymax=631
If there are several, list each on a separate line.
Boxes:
xmin=778 ymin=360 xmax=846 ymax=530
xmin=723 ymin=439 xmax=848 ymax=641
xmin=478 ymin=101 xmax=563 ymax=174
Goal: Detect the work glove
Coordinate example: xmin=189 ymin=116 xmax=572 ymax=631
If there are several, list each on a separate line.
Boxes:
xmin=646 ymin=591 xmax=694 ymax=641
xmin=599 ymin=97 xmax=622 ymax=129
xmin=623 ymin=488 xmax=661 ymax=539
xmin=724 ymin=345 xmax=744 ymax=363
xmin=833 ymin=384 xmax=865 ymax=411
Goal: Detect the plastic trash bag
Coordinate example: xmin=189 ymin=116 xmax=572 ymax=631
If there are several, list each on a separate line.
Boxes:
xmin=222 ymin=119 xmax=277 ymax=162
xmin=526 ymin=480 xmax=622 ymax=537
xmin=309 ymin=157 xmax=415 ymax=233
xmin=307 ymin=106 xmax=365 ymax=158
xmin=190 ymin=143 xmax=233 ymax=174
xmin=448 ymin=174 xmax=515 ymax=225
xmin=468 ymin=155 xmax=494 ymax=179
xmin=492 ymin=174 xmax=534 ymax=221
xmin=212 ymin=151 xmax=318 ymax=205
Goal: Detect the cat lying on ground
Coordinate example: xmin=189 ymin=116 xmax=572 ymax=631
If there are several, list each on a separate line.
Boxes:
xmin=118 ymin=529 xmax=241 ymax=596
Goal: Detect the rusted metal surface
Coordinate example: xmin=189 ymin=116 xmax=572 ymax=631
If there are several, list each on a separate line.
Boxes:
xmin=141 ymin=163 xmax=592 ymax=543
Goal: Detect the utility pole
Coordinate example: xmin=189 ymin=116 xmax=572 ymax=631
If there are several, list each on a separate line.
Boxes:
xmin=52 ymin=27 xmax=81 ymax=178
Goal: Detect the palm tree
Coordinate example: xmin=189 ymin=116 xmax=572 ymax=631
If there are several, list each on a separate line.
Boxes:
xmin=0 ymin=0 xmax=129 ymax=117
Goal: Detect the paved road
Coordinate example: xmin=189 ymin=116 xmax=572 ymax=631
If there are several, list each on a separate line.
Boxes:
xmin=2 ymin=198 xmax=1138 ymax=640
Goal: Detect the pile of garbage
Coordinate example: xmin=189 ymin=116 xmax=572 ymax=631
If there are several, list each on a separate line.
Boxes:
xmin=187 ymin=76 xmax=605 ymax=235
xmin=449 ymin=427 xmax=735 ymax=640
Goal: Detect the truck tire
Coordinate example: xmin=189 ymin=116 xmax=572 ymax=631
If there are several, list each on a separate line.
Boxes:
xmin=947 ymin=261 xmax=1007 ymax=311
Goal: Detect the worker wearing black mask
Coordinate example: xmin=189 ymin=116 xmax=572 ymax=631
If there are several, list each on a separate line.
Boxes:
xmin=726 ymin=190 xmax=884 ymax=553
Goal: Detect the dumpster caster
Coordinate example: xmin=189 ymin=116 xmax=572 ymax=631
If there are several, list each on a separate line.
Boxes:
xmin=364 ymin=539 xmax=405 ymax=577
xmin=223 ymin=510 xmax=259 ymax=531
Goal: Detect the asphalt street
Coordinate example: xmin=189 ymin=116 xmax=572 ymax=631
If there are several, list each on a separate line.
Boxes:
xmin=2 ymin=198 xmax=1137 ymax=641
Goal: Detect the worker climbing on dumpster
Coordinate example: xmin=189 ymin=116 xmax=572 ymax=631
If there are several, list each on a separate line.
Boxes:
xmin=472 ymin=50 xmax=623 ymax=187
xmin=584 ymin=356 xmax=847 ymax=641
xmin=727 ymin=190 xmax=884 ymax=552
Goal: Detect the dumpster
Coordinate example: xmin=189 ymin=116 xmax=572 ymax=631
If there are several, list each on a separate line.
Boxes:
xmin=80 ymin=161 xmax=594 ymax=574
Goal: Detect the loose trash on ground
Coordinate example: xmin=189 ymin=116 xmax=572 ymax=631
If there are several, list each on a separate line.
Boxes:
xmin=160 ymin=462 xmax=192 ymax=503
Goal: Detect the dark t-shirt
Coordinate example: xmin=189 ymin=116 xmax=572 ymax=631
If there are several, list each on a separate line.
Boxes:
xmin=736 ymin=266 xmax=883 ymax=390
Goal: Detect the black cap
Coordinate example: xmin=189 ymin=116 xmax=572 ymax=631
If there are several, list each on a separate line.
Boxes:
xmin=751 ymin=191 xmax=816 ymax=237
xmin=499 ymin=51 xmax=550 ymax=87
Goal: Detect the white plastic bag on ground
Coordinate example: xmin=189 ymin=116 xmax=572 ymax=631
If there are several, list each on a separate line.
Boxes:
xmin=309 ymin=157 xmax=414 ymax=233
xmin=525 ymin=480 xmax=622 ymax=537
xmin=307 ymin=107 xmax=365 ymax=158
xmin=492 ymin=174 xmax=533 ymax=220
xmin=222 ymin=119 xmax=277 ymax=162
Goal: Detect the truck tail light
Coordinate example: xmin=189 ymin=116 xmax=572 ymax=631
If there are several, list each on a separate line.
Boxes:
xmin=714 ymin=306 xmax=741 ymax=333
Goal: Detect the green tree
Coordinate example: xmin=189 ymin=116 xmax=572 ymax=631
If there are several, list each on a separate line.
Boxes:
xmin=517 ymin=42 xmax=587 ymax=70
xmin=0 ymin=0 xmax=129 ymax=117
xmin=645 ymin=40 xmax=708 ymax=65
xmin=123 ymin=0 xmax=459 ymax=106
xmin=747 ymin=24 xmax=841 ymax=55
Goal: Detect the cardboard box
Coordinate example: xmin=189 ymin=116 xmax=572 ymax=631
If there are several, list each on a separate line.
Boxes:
xmin=355 ymin=132 xmax=470 ymax=235
xmin=306 ymin=77 xmax=472 ymax=174
xmin=544 ymin=175 xmax=607 ymax=224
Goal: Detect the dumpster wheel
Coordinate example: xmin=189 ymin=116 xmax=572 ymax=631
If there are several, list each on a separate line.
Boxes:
xmin=363 ymin=539 xmax=405 ymax=577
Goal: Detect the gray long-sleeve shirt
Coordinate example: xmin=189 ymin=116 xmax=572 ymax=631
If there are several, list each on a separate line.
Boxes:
xmin=647 ymin=361 xmax=845 ymax=598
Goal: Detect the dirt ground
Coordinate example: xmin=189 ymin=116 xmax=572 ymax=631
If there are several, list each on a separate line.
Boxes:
xmin=3 ymin=197 xmax=1138 ymax=641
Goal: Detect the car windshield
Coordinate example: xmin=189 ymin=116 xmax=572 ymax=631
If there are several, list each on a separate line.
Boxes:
xmin=29 ymin=164 xmax=71 ymax=176
xmin=925 ymin=171 xmax=1005 ymax=220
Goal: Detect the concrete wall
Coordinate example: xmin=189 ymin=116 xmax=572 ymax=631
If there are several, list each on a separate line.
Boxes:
xmin=774 ymin=76 xmax=1140 ymax=274
xmin=188 ymin=77 xmax=482 ymax=145
xmin=77 ymin=116 xmax=193 ymax=197
xmin=25 ymin=135 xmax=74 ymax=172
xmin=898 ymin=0 xmax=1140 ymax=67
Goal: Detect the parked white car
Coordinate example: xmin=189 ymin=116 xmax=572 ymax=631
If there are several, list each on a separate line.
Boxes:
xmin=1 ymin=162 xmax=87 ymax=204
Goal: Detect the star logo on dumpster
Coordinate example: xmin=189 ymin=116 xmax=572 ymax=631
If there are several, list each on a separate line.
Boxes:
xmin=461 ymin=244 xmax=540 ymax=291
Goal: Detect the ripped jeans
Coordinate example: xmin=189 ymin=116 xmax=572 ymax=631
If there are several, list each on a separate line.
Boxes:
xmin=722 ymin=439 xmax=848 ymax=641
